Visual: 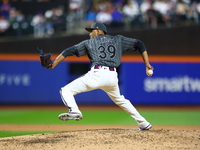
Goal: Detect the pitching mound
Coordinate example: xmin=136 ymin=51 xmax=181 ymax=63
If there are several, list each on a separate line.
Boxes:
xmin=0 ymin=128 xmax=199 ymax=150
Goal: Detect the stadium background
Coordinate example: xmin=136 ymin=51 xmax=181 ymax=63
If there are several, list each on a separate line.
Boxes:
xmin=0 ymin=0 xmax=200 ymax=139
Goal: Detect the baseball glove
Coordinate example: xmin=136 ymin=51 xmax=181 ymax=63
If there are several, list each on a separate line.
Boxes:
xmin=37 ymin=47 xmax=53 ymax=69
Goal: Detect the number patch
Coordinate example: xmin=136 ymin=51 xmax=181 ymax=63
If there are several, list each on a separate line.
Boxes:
xmin=98 ymin=45 xmax=116 ymax=59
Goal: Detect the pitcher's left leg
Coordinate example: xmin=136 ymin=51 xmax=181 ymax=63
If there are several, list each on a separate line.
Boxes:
xmin=58 ymin=75 xmax=89 ymax=121
xmin=58 ymin=71 xmax=100 ymax=121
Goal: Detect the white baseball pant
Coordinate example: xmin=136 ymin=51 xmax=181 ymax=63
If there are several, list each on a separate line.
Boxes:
xmin=60 ymin=66 xmax=149 ymax=127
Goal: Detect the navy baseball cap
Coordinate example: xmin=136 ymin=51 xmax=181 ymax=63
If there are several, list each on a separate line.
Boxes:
xmin=85 ymin=22 xmax=107 ymax=34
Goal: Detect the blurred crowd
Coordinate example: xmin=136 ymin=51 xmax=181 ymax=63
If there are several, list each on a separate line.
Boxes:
xmin=0 ymin=0 xmax=200 ymax=38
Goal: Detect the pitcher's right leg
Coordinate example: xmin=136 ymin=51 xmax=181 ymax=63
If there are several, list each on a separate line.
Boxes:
xmin=105 ymin=85 xmax=152 ymax=130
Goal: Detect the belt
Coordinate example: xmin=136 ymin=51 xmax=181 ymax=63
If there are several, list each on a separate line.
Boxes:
xmin=94 ymin=66 xmax=115 ymax=71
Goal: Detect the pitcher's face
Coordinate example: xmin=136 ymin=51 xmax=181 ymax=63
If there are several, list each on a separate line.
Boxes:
xmin=89 ymin=29 xmax=99 ymax=39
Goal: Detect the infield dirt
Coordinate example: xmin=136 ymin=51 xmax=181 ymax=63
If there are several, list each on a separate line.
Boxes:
xmin=0 ymin=127 xmax=200 ymax=150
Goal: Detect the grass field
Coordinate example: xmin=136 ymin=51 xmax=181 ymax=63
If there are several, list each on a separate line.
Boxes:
xmin=0 ymin=107 xmax=200 ymax=138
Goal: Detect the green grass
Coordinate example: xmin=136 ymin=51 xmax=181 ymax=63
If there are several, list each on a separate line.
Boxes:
xmin=0 ymin=110 xmax=200 ymax=125
xmin=0 ymin=131 xmax=54 ymax=138
xmin=0 ymin=109 xmax=200 ymax=138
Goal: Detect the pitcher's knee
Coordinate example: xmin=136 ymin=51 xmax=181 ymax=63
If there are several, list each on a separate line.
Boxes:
xmin=112 ymin=96 xmax=129 ymax=106
xmin=60 ymin=86 xmax=77 ymax=95
xmin=114 ymin=100 xmax=128 ymax=106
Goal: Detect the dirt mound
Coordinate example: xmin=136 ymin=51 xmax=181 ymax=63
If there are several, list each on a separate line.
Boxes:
xmin=0 ymin=128 xmax=199 ymax=150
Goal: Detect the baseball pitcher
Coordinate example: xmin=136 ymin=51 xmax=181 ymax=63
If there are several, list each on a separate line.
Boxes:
xmin=39 ymin=22 xmax=154 ymax=130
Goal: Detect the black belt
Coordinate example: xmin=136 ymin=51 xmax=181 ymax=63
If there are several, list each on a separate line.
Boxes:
xmin=94 ymin=66 xmax=115 ymax=71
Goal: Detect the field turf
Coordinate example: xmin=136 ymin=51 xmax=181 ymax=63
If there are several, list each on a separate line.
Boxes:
xmin=0 ymin=108 xmax=200 ymax=138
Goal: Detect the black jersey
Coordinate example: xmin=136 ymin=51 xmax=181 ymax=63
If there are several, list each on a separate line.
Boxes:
xmin=62 ymin=34 xmax=146 ymax=68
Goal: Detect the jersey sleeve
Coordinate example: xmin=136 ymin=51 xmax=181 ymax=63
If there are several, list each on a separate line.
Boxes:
xmin=73 ymin=40 xmax=89 ymax=57
xmin=120 ymin=35 xmax=147 ymax=53
xmin=61 ymin=46 xmax=79 ymax=57
xmin=61 ymin=40 xmax=88 ymax=58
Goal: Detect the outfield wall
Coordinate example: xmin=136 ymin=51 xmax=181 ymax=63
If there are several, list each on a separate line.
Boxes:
xmin=1 ymin=25 xmax=200 ymax=56
xmin=0 ymin=54 xmax=200 ymax=105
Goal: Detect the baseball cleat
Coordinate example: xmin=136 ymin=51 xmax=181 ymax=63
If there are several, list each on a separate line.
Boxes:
xmin=58 ymin=112 xmax=82 ymax=121
xmin=138 ymin=123 xmax=152 ymax=131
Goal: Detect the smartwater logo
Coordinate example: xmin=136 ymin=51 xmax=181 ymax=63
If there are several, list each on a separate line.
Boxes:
xmin=0 ymin=74 xmax=31 ymax=86
xmin=144 ymin=76 xmax=200 ymax=92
